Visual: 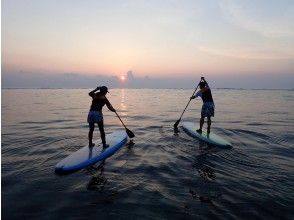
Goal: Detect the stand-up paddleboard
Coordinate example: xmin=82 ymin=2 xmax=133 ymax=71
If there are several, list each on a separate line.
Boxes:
xmin=182 ymin=122 xmax=232 ymax=148
xmin=55 ymin=131 xmax=128 ymax=174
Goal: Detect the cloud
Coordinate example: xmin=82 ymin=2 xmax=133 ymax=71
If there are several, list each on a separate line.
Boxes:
xmin=198 ymin=45 xmax=294 ymax=60
xmin=2 ymin=69 xmax=294 ymax=89
xmin=218 ymin=0 xmax=294 ymax=38
xmin=1 ymin=70 xmax=120 ymax=89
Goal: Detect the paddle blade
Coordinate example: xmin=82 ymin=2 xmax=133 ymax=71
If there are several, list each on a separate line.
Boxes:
xmin=174 ymin=119 xmax=180 ymax=129
xmin=126 ymin=128 xmax=135 ymax=138
xmin=174 ymin=126 xmax=179 ymax=134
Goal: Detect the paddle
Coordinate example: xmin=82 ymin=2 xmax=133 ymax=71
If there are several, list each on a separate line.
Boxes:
xmin=115 ymin=111 xmax=135 ymax=138
xmin=173 ymin=79 xmax=202 ymax=131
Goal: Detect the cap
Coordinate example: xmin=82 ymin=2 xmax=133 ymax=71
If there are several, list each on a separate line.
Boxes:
xmin=100 ymin=86 xmax=109 ymax=93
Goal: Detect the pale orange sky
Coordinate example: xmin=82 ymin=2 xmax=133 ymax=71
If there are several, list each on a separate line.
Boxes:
xmin=2 ymin=0 xmax=294 ymax=79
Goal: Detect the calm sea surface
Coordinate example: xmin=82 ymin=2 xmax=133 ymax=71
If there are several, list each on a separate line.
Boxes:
xmin=2 ymin=89 xmax=294 ymax=219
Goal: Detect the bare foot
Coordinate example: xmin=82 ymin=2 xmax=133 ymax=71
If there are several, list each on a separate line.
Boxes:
xmin=89 ymin=143 xmax=95 ymax=147
xmin=103 ymin=144 xmax=109 ymax=149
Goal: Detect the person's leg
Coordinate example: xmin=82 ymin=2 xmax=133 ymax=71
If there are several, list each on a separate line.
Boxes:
xmin=207 ymin=102 xmax=214 ymax=134
xmin=197 ymin=104 xmax=205 ymax=133
xmin=88 ymin=123 xmax=95 ymax=147
xmin=197 ymin=117 xmax=205 ymax=133
xmin=207 ymin=116 xmax=211 ymax=134
xmin=98 ymin=121 xmax=108 ymax=148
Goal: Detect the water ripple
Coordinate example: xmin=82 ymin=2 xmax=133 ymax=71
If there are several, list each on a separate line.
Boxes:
xmin=2 ymin=89 xmax=294 ymax=220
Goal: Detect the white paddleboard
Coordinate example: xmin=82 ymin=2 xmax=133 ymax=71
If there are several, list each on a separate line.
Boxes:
xmin=55 ymin=131 xmax=128 ymax=174
xmin=182 ymin=121 xmax=232 ymax=148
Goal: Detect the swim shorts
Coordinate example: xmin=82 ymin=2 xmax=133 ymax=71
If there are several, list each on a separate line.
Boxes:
xmin=87 ymin=111 xmax=103 ymax=123
xmin=201 ymin=102 xmax=215 ymax=118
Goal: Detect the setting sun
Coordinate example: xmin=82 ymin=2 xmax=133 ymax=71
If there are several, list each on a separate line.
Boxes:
xmin=121 ymin=76 xmax=126 ymax=81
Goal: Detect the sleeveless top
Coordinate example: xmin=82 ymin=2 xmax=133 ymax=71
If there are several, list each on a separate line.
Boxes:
xmin=89 ymin=93 xmax=111 ymax=112
xmin=201 ymin=89 xmax=214 ymax=103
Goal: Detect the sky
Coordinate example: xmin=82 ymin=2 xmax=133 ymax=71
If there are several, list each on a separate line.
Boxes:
xmin=2 ymin=0 xmax=294 ymax=88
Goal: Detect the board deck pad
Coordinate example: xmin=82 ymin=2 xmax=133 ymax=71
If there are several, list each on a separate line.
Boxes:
xmin=182 ymin=121 xmax=232 ymax=148
xmin=55 ymin=131 xmax=128 ymax=174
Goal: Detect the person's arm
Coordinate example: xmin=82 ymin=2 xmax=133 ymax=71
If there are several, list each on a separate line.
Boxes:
xmin=201 ymin=78 xmax=210 ymax=92
xmin=191 ymin=77 xmax=209 ymax=99
xmin=203 ymin=78 xmax=209 ymax=87
xmin=191 ymin=90 xmax=202 ymax=99
xmin=105 ymin=98 xmax=116 ymax=112
xmin=89 ymin=87 xmax=100 ymax=97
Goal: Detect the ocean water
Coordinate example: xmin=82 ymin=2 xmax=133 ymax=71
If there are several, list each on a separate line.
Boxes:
xmin=2 ymin=88 xmax=294 ymax=220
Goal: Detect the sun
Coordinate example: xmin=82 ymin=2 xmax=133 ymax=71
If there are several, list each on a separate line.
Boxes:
xmin=121 ymin=76 xmax=126 ymax=81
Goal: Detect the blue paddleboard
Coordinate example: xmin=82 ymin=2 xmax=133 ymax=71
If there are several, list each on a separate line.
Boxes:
xmin=55 ymin=131 xmax=128 ymax=174
xmin=182 ymin=121 xmax=232 ymax=148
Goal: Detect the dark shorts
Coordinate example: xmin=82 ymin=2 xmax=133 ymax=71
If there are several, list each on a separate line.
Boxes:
xmin=87 ymin=111 xmax=103 ymax=123
xmin=201 ymin=102 xmax=215 ymax=118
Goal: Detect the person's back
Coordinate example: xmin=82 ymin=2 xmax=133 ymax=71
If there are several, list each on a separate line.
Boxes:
xmin=89 ymin=92 xmax=111 ymax=112
xmin=200 ymin=87 xmax=214 ymax=103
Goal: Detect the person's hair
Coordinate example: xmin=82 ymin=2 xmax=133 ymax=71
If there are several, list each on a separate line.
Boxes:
xmin=100 ymin=86 xmax=108 ymax=94
xmin=199 ymin=81 xmax=205 ymax=89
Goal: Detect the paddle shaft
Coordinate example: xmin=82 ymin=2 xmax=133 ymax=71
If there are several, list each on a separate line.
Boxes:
xmin=177 ymin=81 xmax=201 ymax=123
xmin=114 ymin=109 xmax=135 ymax=138
xmin=115 ymin=112 xmax=128 ymax=129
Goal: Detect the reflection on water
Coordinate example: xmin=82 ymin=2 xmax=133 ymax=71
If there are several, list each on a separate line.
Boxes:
xmin=2 ymin=89 xmax=294 ymax=219
xmin=187 ymin=141 xmax=222 ymax=206
xmin=119 ymin=89 xmax=127 ymax=117
xmin=87 ymin=161 xmax=107 ymax=191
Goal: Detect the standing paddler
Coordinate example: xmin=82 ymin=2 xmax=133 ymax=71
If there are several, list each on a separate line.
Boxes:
xmin=190 ymin=77 xmax=215 ymax=134
xmin=87 ymin=86 xmax=116 ymax=148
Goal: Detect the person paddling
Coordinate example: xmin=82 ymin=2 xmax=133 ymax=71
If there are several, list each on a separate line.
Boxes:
xmin=88 ymin=86 xmax=116 ymax=148
xmin=190 ymin=77 xmax=215 ymax=134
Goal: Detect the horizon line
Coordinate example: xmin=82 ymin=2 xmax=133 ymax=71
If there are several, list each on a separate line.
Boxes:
xmin=2 ymin=87 xmax=293 ymax=91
